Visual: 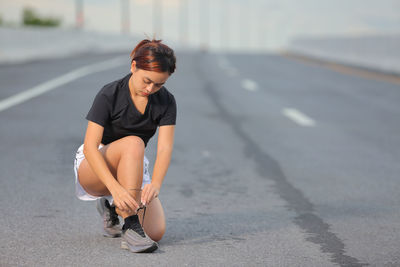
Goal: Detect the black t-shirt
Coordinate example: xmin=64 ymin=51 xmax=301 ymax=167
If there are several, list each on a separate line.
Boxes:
xmin=86 ymin=73 xmax=176 ymax=146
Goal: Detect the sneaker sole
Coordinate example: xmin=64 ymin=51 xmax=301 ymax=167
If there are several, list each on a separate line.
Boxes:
xmin=121 ymin=240 xmax=158 ymax=253
xmin=102 ymin=230 xmax=121 ymax=238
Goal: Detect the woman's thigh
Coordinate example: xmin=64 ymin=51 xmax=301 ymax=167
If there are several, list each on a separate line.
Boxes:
xmin=77 ymin=144 xmax=118 ymax=196
xmin=138 ymin=198 xmax=166 ymax=242
xmin=77 ymin=136 xmax=144 ymax=196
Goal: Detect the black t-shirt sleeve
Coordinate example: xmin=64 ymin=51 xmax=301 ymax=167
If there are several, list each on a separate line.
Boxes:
xmin=85 ymin=90 xmax=111 ymax=127
xmin=159 ymin=94 xmax=177 ymax=126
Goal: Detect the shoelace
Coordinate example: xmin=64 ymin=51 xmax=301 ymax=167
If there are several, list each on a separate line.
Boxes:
xmin=133 ymin=205 xmax=147 ymax=237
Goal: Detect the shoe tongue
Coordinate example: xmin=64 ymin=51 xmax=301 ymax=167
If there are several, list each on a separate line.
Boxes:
xmin=124 ymin=215 xmax=146 ymax=237
xmin=132 ymin=223 xmax=146 ymax=238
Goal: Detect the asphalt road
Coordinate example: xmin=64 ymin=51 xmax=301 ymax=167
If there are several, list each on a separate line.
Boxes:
xmin=1 ymin=50 xmax=399 ymax=266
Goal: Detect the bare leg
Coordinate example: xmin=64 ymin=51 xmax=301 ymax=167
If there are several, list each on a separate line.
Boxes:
xmin=77 ymin=136 xmax=165 ymax=238
xmin=78 ymin=136 xmax=143 ymax=218
xmin=138 ymin=197 xmax=166 ymax=241
xmin=113 ymin=137 xmax=144 ymax=218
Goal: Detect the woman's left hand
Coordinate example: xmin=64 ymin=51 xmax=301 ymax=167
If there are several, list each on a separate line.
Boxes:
xmin=141 ymin=183 xmax=160 ymax=206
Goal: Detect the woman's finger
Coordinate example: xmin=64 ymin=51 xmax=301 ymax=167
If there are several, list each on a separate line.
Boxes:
xmin=144 ymin=187 xmax=152 ymax=205
xmin=150 ymin=190 xmax=157 ymax=203
xmin=141 ymin=186 xmax=148 ymax=205
xmin=146 ymin=192 xmax=153 ymax=205
xmin=115 ymin=202 xmax=123 ymax=212
xmin=116 ymin=201 xmax=124 ymax=211
xmin=127 ymin=196 xmax=138 ymax=211
xmin=140 ymin=186 xmax=149 ymax=204
xmin=122 ymin=200 xmax=132 ymax=213
xmin=114 ymin=201 xmax=120 ymax=211
xmin=121 ymin=201 xmax=130 ymax=212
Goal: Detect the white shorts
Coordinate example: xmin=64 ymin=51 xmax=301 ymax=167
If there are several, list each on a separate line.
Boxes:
xmin=73 ymin=143 xmax=151 ymax=201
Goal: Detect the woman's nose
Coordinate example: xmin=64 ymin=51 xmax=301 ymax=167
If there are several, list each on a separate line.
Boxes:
xmin=146 ymin=83 xmax=154 ymax=92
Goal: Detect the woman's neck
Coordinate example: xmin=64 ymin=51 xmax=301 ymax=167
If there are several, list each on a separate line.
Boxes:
xmin=129 ymin=76 xmax=147 ymax=101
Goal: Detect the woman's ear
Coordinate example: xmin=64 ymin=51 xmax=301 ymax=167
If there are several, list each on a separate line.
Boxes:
xmin=130 ymin=60 xmax=136 ymax=73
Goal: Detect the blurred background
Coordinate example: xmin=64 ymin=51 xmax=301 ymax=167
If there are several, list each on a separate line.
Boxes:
xmin=1 ymin=0 xmax=400 ymax=71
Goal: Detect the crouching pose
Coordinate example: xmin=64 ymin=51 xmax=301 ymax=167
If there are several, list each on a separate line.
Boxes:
xmin=73 ymin=39 xmax=176 ymax=253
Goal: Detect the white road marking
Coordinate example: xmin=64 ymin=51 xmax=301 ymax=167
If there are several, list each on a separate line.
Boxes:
xmin=217 ymin=55 xmax=238 ymax=77
xmin=241 ymin=79 xmax=258 ymax=91
xmin=0 ymin=56 xmax=126 ymax=113
xmin=282 ymin=108 xmax=316 ymax=127
xmin=201 ymin=150 xmax=211 ymax=158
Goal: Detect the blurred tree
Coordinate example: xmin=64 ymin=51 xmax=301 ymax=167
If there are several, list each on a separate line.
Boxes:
xmin=22 ymin=7 xmax=61 ymax=27
xmin=0 ymin=14 xmax=3 ymax=26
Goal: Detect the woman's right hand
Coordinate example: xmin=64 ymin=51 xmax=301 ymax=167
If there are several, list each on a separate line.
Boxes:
xmin=110 ymin=184 xmax=139 ymax=213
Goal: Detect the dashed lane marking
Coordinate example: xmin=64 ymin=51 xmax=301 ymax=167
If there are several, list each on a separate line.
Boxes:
xmin=241 ymin=79 xmax=258 ymax=91
xmin=283 ymin=108 xmax=316 ymax=127
xmin=217 ymin=55 xmax=238 ymax=77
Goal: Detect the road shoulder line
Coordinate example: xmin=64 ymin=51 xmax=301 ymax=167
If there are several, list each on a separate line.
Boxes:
xmin=0 ymin=56 xmax=126 ymax=113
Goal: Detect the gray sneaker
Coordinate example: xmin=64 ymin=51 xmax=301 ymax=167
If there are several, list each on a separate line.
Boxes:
xmin=120 ymin=208 xmax=158 ymax=253
xmin=96 ymin=197 xmax=122 ymax=237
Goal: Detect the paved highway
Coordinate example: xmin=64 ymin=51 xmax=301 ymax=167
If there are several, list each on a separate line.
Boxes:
xmin=1 ymin=50 xmax=399 ymax=266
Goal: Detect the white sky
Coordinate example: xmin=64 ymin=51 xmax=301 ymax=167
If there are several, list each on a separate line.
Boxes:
xmin=1 ymin=0 xmax=399 ymax=50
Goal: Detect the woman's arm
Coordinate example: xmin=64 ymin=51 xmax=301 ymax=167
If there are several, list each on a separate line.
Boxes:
xmin=141 ymin=125 xmax=175 ymax=205
xmin=83 ymin=121 xmax=118 ymax=191
xmin=83 ymin=121 xmax=138 ymax=212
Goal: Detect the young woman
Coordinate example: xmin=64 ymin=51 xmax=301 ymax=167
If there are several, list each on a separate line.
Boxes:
xmin=73 ymin=39 xmax=176 ymax=253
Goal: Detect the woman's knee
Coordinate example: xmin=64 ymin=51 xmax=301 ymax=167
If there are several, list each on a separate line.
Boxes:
xmin=148 ymin=225 xmax=165 ymax=242
xmin=119 ymin=136 xmax=145 ymax=158
xmin=141 ymin=198 xmax=165 ymax=242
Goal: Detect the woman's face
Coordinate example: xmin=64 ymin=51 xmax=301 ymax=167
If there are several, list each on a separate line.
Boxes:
xmin=130 ymin=61 xmax=170 ymax=97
